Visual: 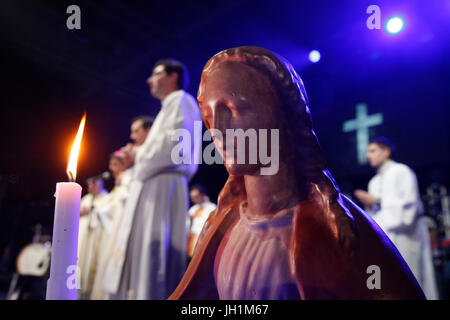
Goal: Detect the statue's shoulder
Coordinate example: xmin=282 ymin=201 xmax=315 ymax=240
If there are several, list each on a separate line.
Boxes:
xmin=169 ymin=203 xmax=239 ymax=300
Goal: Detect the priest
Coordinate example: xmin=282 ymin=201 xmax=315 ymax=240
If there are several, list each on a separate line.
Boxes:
xmin=106 ymin=59 xmax=201 ymax=300
xmin=77 ymin=177 xmax=108 ymax=299
xmin=90 ymin=150 xmax=133 ymax=300
xmin=187 ymin=184 xmax=217 ymax=264
xmin=354 ymin=137 xmax=439 ymax=299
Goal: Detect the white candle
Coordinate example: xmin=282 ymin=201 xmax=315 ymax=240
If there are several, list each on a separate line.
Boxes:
xmin=46 ymin=113 xmax=86 ymax=300
xmin=46 ymin=182 xmax=81 ymax=300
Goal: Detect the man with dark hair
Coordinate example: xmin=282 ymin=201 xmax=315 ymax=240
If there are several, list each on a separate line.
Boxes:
xmin=189 ymin=184 xmax=208 ymax=203
xmin=104 ymin=59 xmax=201 ymax=300
xmin=120 ymin=116 xmax=154 ymax=168
xmin=151 ymin=59 xmax=190 ymax=93
xmin=368 ymin=136 xmax=397 ymax=153
xmin=91 ymin=150 xmax=134 ymax=300
xmin=354 ymin=137 xmax=439 ymax=299
xmin=131 ymin=115 xmax=154 ymax=129
xmin=130 ymin=116 xmax=154 ymax=146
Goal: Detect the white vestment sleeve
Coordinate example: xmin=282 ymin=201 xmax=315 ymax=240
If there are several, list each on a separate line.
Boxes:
xmin=133 ymin=93 xmax=197 ymax=182
xmin=95 ymin=207 xmax=114 ymax=234
xmin=377 ymin=166 xmax=420 ymax=231
xmin=80 ymin=194 xmax=93 ymax=211
xmin=366 ymin=179 xmax=379 ymax=215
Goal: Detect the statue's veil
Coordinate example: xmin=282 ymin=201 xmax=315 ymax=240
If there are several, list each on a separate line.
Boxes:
xmin=198 ymin=46 xmax=345 ymax=215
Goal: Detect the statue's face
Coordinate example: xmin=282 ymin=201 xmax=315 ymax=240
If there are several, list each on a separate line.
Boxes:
xmin=200 ymin=61 xmax=280 ymax=175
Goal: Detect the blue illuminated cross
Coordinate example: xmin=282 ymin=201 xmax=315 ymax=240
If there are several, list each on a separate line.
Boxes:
xmin=342 ymin=103 xmax=383 ymax=164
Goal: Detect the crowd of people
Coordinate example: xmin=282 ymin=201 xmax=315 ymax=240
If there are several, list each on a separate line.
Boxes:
xmin=76 ymin=59 xmax=214 ymax=300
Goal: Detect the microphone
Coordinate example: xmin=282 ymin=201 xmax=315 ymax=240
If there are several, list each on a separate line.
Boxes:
xmin=99 ymin=171 xmax=112 ymax=180
xmin=86 ymin=171 xmax=112 ymax=183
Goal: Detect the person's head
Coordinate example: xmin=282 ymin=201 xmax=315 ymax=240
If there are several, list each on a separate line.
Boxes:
xmin=86 ymin=178 xmax=104 ymax=195
xmin=367 ymin=137 xmax=396 ymax=168
xmin=109 ymin=150 xmax=129 ymax=178
xmin=130 ymin=116 xmax=154 ymax=146
xmin=146 ymin=59 xmax=189 ymax=100
xmin=190 ymin=184 xmax=209 ymax=205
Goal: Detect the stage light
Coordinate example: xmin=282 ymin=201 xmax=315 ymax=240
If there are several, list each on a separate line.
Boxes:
xmin=385 ymin=15 xmax=406 ymax=35
xmin=309 ymin=50 xmax=321 ymax=63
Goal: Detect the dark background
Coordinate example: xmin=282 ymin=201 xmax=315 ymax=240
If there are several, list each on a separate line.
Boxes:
xmin=0 ymin=0 xmax=449 ymax=297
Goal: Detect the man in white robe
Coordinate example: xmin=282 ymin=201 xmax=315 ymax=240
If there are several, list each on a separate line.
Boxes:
xmin=105 ymin=59 xmax=201 ymax=300
xmin=90 ymin=151 xmax=133 ymax=300
xmin=186 ymin=184 xmax=216 ymax=262
xmin=120 ymin=116 xmax=154 ymax=166
xmin=100 ymin=117 xmax=152 ymax=299
xmin=77 ymin=177 xmax=108 ymax=299
xmin=354 ymin=137 xmax=439 ymax=299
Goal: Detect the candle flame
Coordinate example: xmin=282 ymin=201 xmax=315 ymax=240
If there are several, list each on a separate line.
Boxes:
xmin=67 ymin=113 xmax=86 ymax=182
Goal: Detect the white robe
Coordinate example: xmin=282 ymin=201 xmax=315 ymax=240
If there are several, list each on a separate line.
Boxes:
xmin=77 ymin=190 xmax=109 ymax=299
xmin=186 ymin=201 xmax=217 ymax=257
xmin=367 ymin=160 xmax=439 ymax=299
xmin=104 ymin=89 xmax=201 ymax=300
xmin=90 ymin=169 xmax=133 ymax=300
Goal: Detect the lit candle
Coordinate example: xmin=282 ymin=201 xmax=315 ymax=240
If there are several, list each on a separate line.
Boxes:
xmin=46 ymin=113 xmax=86 ymax=300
